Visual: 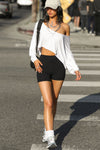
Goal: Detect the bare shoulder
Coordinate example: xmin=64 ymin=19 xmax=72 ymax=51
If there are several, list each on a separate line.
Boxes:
xmin=62 ymin=23 xmax=70 ymax=36
xmin=62 ymin=23 xmax=70 ymax=30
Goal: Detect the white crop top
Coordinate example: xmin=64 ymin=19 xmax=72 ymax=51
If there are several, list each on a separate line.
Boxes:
xmin=29 ymin=22 xmax=79 ymax=74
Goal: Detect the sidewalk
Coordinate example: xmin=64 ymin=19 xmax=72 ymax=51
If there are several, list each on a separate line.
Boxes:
xmin=0 ymin=15 xmax=100 ymax=49
xmin=69 ymin=21 xmax=100 ymax=49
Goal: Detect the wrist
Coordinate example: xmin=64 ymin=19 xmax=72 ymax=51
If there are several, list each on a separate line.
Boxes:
xmin=75 ymin=70 xmax=79 ymax=74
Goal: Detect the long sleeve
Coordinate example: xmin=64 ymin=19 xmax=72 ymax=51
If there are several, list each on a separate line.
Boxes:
xmin=64 ymin=36 xmax=79 ymax=74
xmin=29 ymin=22 xmax=38 ymax=63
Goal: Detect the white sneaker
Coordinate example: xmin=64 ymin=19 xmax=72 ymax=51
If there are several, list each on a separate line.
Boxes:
xmin=42 ymin=134 xmax=48 ymax=143
xmin=76 ymin=27 xmax=81 ymax=31
xmin=88 ymin=31 xmax=92 ymax=34
xmin=46 ymin=135 xmax=57 ymax=149
xmin=92 ymin=32 xmax=95 ymax=36
xmin=42 ymin=128 xmax=48 ymax=143
xmin=71 ymin=26 xmax=77 ymax=32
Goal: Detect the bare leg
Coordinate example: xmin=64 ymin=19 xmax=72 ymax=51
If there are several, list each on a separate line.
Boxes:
xmin=76 ymin=16 xmax=80 ymax=27
xmin=51 ymin=80 xmax=64 ymax=119
xmin=39 ymin=81 xmax=54 ymax=131
xmin=74 ymin=16 xmax=77 ymax=27
xmin=38 ymin=80 xmax=64 ymax=131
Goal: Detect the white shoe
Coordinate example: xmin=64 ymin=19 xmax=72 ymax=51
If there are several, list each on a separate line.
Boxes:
xmin=88 ymin=31 xmax=92 ymax=34
xmin=46 ymin=135 xmax=57 ymax=149
xmin=42 ymin=128 xmax=48 ymax=143
xmin=76 ymin=27 xmax=81 ymax=31
xmin=71 ymin=26 xmax=77 ymax=32
xmin=42 ymin=134 xmax=48 ymax=143
xmin=92 ymin=32 xmax=95 ymax=36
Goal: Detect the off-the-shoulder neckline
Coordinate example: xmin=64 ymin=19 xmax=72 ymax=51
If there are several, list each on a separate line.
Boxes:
xmin=42 ymin=22 xmax=69 ymax=38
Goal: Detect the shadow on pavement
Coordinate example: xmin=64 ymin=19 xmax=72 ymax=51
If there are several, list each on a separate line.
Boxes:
xmin=50 ymin=93 xmax=100 ymax=150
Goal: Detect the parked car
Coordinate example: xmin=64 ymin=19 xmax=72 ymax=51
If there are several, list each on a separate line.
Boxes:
xmin=17 ymin=0 xmax=33 ymax=8
xmin=17 ymin=0 xmax=32 ymax=8
xmin=0 ymin=0 xmax=13 ymax=18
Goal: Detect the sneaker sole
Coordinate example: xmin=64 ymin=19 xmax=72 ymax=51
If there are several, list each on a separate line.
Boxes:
xmin=42 ymin=139 xmax=47 ymax=143
xmin=47 ymin=143 xmax=57 ymax=149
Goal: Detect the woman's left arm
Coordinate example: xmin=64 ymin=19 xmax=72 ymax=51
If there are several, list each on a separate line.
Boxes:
xmin=75 ymin=71 xmax=81 ymax=81
xmin=65 ymin=24 xmax=81 ymax=81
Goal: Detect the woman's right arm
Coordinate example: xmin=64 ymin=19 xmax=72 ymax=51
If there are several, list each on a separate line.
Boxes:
xmin=29 ymin=22 xmax=38 ymax=63
xmin=29 ymin=22 xmax=43 ymax=73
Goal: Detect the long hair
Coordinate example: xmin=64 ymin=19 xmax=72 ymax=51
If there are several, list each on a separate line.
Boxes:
xmin=43 ymin=6 xmax=63 ymax=24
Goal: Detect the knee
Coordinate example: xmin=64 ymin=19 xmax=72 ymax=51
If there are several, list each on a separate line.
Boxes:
xmin=44 ymin=99 xmax=53 ymax=108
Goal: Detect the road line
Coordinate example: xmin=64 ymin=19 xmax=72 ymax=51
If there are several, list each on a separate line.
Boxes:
xmin=73 ymin=54 xmax=100 ymax=56
xmin=72 ymin=50 xmax=100 ymax=53
xmin=66 ymin=70 xmax=100 ymax=75
xmin=31 ymin=144 xmax=80 ymax=150
xmin=77 ymin=63 xmax=100 ymax=66
xmin=15 ymin=43 xmax=27 ymax=47
xmin=75 ymin=58 xmax=100 ymax=60
xmin=41 ymin=94 xmax=100 ymax=103
xmin=37 ymin=114 xmax=100 ymax=122
xmin=63 ymin=81 xmax=100 ymax=87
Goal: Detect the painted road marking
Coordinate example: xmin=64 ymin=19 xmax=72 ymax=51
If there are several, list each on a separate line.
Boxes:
xmin=77 ymin=63 xmax=100 ymax=66
xmin=73 ymin=54 xmax=100 ymax=56
xmin=41 ymin=94 xmax=100 ymax=103
xmin=31 ymin=144 xmax=81 ymax=150
xmin=37 ymin=114 xmax=100 ymax=122
xmin=72 ymin=50 xmax=100 ymax=53
xmin=75 ymin=58 xmax=100 ymax=60
xmin=63 ymin=81 xmax=100 ymax=87
xmin=66 ymin=70 xmax=100 ymax=75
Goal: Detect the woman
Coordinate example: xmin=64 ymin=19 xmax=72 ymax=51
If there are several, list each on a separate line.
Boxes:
xmin=29 ymin=0 xmax=81 ymax=148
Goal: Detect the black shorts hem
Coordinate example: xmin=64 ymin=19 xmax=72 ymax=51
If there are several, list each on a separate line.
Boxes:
xmin=37 ymin=78 xmax=65 ymax=82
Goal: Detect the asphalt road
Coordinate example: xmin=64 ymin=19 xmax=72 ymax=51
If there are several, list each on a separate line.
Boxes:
xmin=0 ymin=12 xmax=100 ymax=150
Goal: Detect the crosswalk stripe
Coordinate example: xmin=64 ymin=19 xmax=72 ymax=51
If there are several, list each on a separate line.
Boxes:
xmin=73 ymin=54 xmax=100 ymax=56
xmin=66 ymin=70 xmax=100 ymax=75
xmin=31 ymin=144 xmax=45 ymax=150
xmin=63 ymin=81 xmax=100 ymax=87
xmin=37 ymin=114 xmax=100 ymax=122
xmin=41 ymin=94 xmax=100 ymax=103
xmin=77 ymin=63 xmax=100 ymax=66
xmin=75 ymin=58 xmax=100 ymax=60
xmin=72 ymin=50 xmax=100 ymax=53
xmin=31 ymin=144 xmax=80 ymax=150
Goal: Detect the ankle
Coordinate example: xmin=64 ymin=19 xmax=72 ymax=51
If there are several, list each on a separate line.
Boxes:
xmin=45 ymin=130 xmax=54 ymax=138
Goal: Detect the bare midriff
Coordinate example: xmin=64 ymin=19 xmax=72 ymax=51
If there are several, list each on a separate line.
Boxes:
xmin=41 ymin=47 xmax=55 ymax=56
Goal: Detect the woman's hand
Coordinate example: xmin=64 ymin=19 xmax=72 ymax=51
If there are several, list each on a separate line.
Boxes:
xmin=34 ymin=59 xmax=43 ymax=73
xmin=75 ymin=71 xmax=81 ymax=81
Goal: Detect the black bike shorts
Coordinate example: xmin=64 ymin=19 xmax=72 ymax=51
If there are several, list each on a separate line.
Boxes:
xmin=37 ymin=55 xmax=65 ymax=82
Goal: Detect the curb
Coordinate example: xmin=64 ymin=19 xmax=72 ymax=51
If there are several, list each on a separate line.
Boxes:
xmin=17 ymin=27 xmax=33 ymax=36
